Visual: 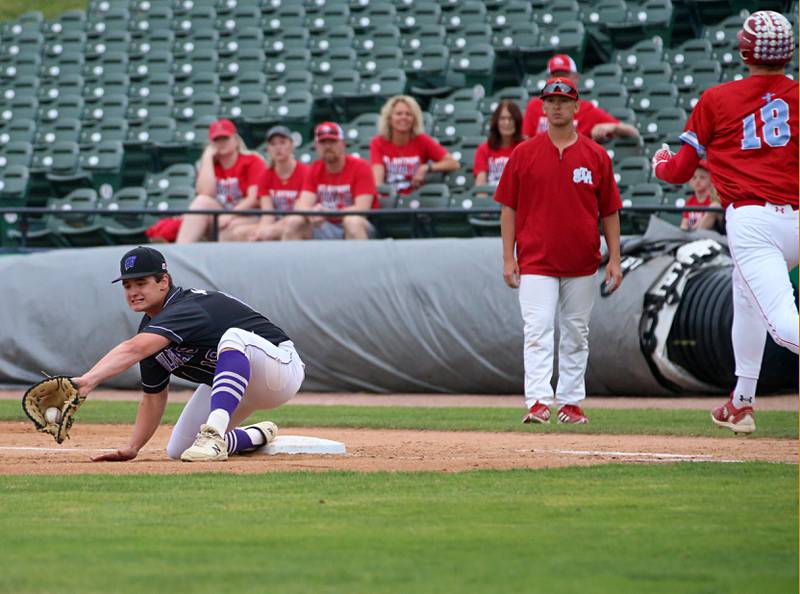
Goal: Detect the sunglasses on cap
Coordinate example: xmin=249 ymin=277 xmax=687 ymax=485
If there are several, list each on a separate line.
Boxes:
xmin=541 ymin=81 xmax=578 ymax=97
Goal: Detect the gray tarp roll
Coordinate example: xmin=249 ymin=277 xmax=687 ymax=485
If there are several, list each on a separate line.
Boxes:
xmin=0 ymin=232 xmax=724 ymax=394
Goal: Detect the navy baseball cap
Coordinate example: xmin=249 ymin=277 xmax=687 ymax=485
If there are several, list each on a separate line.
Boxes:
xmin=112 ymin=246 xmax=168 ymax=283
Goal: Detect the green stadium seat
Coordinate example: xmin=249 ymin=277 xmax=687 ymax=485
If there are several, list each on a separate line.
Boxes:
xmin=100 ymin=186 xmax=153 ymax=244
xmin=5 ymin=195 xmax=68 ymax=248
xmin=400 ymin=24 xmax=446 ymax=52
xmin=307 ymin=4 xmax=351 ymax=34
xmin=397 ymin=3 xmax=441 ymax=31
xmin=172 ymin=8 xmax=217 ymax=37
xmin=615 ymin=155 xmax=650 ymax=191
xmin=356 ymin=47 xmax=403 ymax=78
xmin=127 ymin=50 xmax=173 ymax=81
xmin=606 ymin=0 xmax=675 ymax=49
xmin=623 ymin=62 xmax=672 ymax=93
xmin=445 ymin=168 xmax=475 ymax=195
xmin=1 ymin=29 xmax=44 ymax=56
xmin=6 ymin=76 xmax=40 ymax=103
xmin=87 ymin=8 xmax=131 ymax=37
xmin=449 ymin=43 xmax=496 ymax=92
xmin=449 ymin=135 xmax=482 ymax=168
xmin=0 ymin=119 xmax=36 ymax=146
xmin=489 ymin=0 xmax=534 ymax=30
xmin=432 ymin=111 xmax=484 ymax=145
xmin=174 ymin=72 xmax=221 ymax=105
xmin=1 ymin=97 xmax=38 ymax=124
xmin=689 ymin=0 xmax=736 ymax=26
xmin=123 ymin=116 xmax=177 ymax=185
xmin=605 ymin=134 xmax=645 ymax=162
xmin=43 ymin=10 xmax=87 ymax=38
xmin=36 ymin=95 xmax=85 ymax=124
xmin=640 ymin=107 xmax=687 ymax=144
xmin=354 ymin=24 xmax=401 ymax=55
xmin=126 ymin=93 xmax=174 ymax=124
xmin=665 ymin=39 xmax=714 ymax=72
xmin=0 ymin=141 xmax=33 ymax=169
xmin=313 ymin=70 xmax=361 ymax=119
xmin=310 ymin=48 xmax=358 ymax=78
xmin=173 ymin=48 xmax=219 ymax=80
xmin=461 ymin=185 xmax=501 ymax=236
xmin=130 ymin=5 xmax=174 ymax=36
xmin=480 ymin=86 xmax=529 ymax=116
xmin=593 ymin=83 xmax=630 ymax=111
xmin=265 ymin=70 xmax=313 ymax=99
xmin=444 ymin=1 xmax=487 ymax=32
xmin=607 ymin=105 xmax=637 ymax=127
xmin=157 ymin=115 xmax=214 ymax=167
xmin=43 ymin=30 xmax=87 ymax=60
xmin=83 ymin=51 xmax=129 ymax=81
xmin=675 ymin=58 xmax=722 ymax=93
xmin=41 ymin=51 xmax=86 ymax=81
xmin=129 ymin=29 xmax=173 ymax=58
xmin=264 ymin=26 xmax=310 ymax=56
xmin=269 ymin=90 xmax=315 ymax=140
xmin=620 ymin=182 xmax=664 ymax=233
xmin=1 ymin=53 xmax=42 ymax=80
xmin=215 ymin=5 xmax=262 ymax=35
xmin=294 ymin=140 xmax=316 ymax=165
xmin=358 ymin=68 xmax=408 ymax=106
xmin=80 ymin=119 xmax=129 ymax=147
xmin=431 ymin=87 xmax=482 ymax=119
xmin=631 ymin=82 xmax=678 ymax=115
xmin=219 ymin=71 xmax=267 ymax=103
xmin=84 ymin=72 xmax=129 ymax=103
xmin=265 ymin=49 xmax=311 ymax=79
xmin=534 ymin=0 xmax=580 ymax=27
xmin=78 ymin=140 xmax=125 ymax=197
xmin=342 ymin=112 xmax=381 ymax=146
xmin=351 ymin=3 xmax=397 ymax=32
xmin=86 ymin=30 xmax=131 ymax=60
xmin=0 ymin=165 xmax=31 ymax=203
xmin=263 ymin=4 xmax=307 ymax=32
xmin=217 ymin=49 xmax=265 ymax=80
xmin=34 ymin=118 xmax=81 ymax=147
xmin=702 ymin=14 xmax=744 ymax=49
xmin=403 ymin=44 xmax=450 ymax=88
xmin=37 ymin=75 xmax=84 ymax=108
xmin=309 ymin=26 xmax=355 ymax=55
xmin=614 ymin=37 xmax=664 ymax=70
xmin=217 ymin=27 xmax=264 ymax=57
xmin=143 ymin=163 xmax=196 ymax=197
xmin=47 ymin=188 xmax=111 ymax=247
xmin=173 ymin=92 xmax=221 ymax=122
xmin=173 ymin=29 xmax=219 ymax=58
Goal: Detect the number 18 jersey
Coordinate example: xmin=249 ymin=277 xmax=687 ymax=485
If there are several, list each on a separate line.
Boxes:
xmin=679 ymin=74 xmax=798 ymax=208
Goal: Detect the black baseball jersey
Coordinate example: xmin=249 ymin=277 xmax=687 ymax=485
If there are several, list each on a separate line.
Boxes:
xmin=138 ymin=287 xmax=290 ymax=393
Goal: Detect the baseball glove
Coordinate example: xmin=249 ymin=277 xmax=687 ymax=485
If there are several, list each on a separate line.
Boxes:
xmin=21 ymin=376 xmax=85 ymax=444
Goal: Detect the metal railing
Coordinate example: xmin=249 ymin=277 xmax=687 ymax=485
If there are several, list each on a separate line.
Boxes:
xmin=0 ymin=204 xmax=726 ymax=247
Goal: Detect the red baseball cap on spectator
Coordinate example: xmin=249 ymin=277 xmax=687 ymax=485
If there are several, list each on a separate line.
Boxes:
xmin=315 ymin=122 xmax=344 ymax=141
xmin=208 ymin=119 xmax=237 ymax=140
xmin=540 ymin=77 xmax=579 ymax=101
xmin=547 ymin=54 xmax=577 ymax=75
xmin=697 ymin=159 xmax=710 ymax=170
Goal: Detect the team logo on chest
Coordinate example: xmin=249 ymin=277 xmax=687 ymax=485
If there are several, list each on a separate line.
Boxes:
xmin=572 ymin=167 xmax=593 ymax=185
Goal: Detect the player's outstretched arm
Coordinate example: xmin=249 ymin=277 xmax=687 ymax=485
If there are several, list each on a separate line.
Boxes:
xmin=72 ymin=333 xmax=171 ymax=397
xmin=652 ymin=142 xmax=701 ymax=185
xmin=91 ymin=388 xmax=168 ymax=462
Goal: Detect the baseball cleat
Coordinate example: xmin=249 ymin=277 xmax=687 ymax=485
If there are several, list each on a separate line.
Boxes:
xmin=711 ymin=398 xmax=755 ymax=434
xmin=181 ymin=424 xmax=228 ymax=462
xmin=557 ymin=404 xmax=589 ymax=424
xmin=241 ymin=421 xmax=278 ymax=446
xmin=522 ymin=401 xmax=551 ymax=424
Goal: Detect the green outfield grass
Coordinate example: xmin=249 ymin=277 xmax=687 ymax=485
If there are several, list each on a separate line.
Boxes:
xmin=0 ymin=463 xmax=796 ymax=594
xmin=0 ymin=0 xmax=82 ymax=22
xmin=1 ymin=400 xmax=797 ymax=439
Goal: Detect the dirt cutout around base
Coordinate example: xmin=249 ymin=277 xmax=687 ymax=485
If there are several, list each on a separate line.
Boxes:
xmin=0 ymin=422 xmax=794 ymax=476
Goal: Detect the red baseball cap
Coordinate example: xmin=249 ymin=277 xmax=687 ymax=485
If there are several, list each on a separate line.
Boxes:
xmin=315 ymin=122 xmax=344 ymax=141
xmin=697 ymin=159 xmax=709 ymax=171
xmin=547 ymin=54 xmax=577 ymax=75
xmin=540 ymin=77 xmax=579 ymax=101
xmin=208 ymin=119 xmax=237 ymax=140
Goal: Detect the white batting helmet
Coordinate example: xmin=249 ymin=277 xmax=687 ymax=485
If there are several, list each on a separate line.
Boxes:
xmin=738 ymin=10 xmax=794 ymax=66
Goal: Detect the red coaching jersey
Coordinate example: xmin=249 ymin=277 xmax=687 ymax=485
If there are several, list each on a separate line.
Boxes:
xmin=679 ymin=75 xmax=798 ymax=208
xmin=259 ymin=161 xmax=308 ymax=213
xmin=473 ymin=142 xmax=518 ymax=184
xmin=302 ymin=155 xmax=377 ymax=224
xmin=370 ymin=134 xmax=448 ymax=194
xmin=494 ymin=134 xmax=622 ymax=277
xmin=522 ymin=98 xmax=618 ymax=138
xmin=212 ymin=153 xmax=267 ymax=208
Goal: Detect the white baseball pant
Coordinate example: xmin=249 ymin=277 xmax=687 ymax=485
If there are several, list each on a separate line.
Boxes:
xmin=518 ymin=273 xmax=596 ymax=409
xmin=166 ymin=329 xmax=305 ymax=459
xmin=727 ymin=203 xmax=799 ymax=385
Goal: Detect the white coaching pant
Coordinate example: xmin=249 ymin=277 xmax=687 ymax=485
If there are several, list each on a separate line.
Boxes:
xmin=166 ymin=329 xmax=305 ymax=459
xmin=518 ymin=274 xmax=596 ymax=409
xmin=727 ymin=204 xmax=799 ymax=381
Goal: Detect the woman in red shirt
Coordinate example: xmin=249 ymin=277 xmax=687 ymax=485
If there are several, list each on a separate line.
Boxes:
xmin=370 ymin=95 xmax=459 ymax=195
xmin=176 ymin=119 xmax=267 ymax=243
xmin=474 ymin=100 xmax=524 ymax=186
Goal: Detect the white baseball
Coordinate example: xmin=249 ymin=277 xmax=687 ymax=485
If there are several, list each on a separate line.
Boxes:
xmin=45 ymin=407 xmax=61 ymax=423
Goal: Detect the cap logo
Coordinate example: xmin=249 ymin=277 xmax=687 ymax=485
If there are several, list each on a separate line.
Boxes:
xmin=124 ymin=256 xmax=137 ymax=270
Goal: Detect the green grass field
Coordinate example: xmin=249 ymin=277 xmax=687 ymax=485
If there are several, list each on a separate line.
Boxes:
xmin=0 ymin=464 xmax=796 ymax=594
xmin=0 ymin=0 xmax=82 ymax=22
xmin=1 ymin=399 xmax=797 ymax=439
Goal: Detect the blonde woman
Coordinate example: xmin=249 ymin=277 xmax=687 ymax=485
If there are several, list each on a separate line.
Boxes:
xmin=176 ymin=119 xmax=267 ymax=243
xmin=370 ymin=95 xmax=459 ymax=195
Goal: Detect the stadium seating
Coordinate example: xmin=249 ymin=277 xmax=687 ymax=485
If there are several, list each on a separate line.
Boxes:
xmin=0 ymin=1 xmax=791 ymax=246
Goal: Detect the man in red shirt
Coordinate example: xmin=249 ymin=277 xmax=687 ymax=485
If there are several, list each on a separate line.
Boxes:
xmin=496 ymin=77 xmax=623 ymax=425
xmin=522 ymin=54 xmax=640 ymax=142
xmin=282 ymin=122 xmax=377 ymax=240
xmin=653 ymin=10 xmax=798 ymax=434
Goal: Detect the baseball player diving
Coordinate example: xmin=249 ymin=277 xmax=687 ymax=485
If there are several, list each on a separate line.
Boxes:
xmin=71 ymin=246 xmax=305 ymax=461
xmin=653 ymin=10 xmax=798 ymax=434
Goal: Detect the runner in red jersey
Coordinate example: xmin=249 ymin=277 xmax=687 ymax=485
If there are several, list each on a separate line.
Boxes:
xmin=474 ymin=100 xmax=524 ymax=186
xmin=370 ymin=95 xmax=459 ymax=195
xmin=176 ymin=119 xmax=267 ymax=243
xmin=521 ymin=54 xmax=640 ymax=141
xmin=653 ymin=10 xmax=798 ymax=434
xmin=495 ymin=77 xmax=622 ymax=426
xmin=283 ymin=122 xmax=377 ymax=240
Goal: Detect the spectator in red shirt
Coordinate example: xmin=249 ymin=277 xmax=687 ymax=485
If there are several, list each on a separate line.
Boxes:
xmin=176 ymin=119 xmax=267 ymax=243
xmin=370 ymin=95 xmax=459 ymax=194
xmin=496 ymin=77 xmax=623 ymax=426
xmin=227 ymin=126 xmax=308 ymax=242
xmin=522 ymin=54 xmax=640 ymax=142
xmin=679 ymin=160 xmax=720 ymax=231
xmin=474 ymin=100 xmax=524 ymax=186
xmin=283 ymin=122 xmax=377 ymax=240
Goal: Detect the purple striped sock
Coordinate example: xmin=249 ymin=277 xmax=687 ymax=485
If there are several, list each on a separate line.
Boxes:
xmin=210 ymin=349 xmax=251 ymax=415
xmin=225 ymin=428 xmax=255 ymax=454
